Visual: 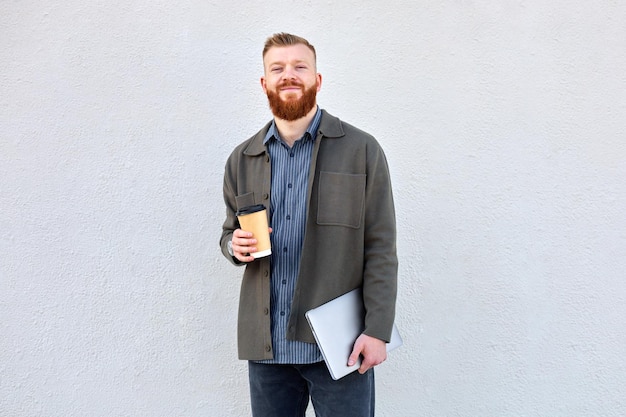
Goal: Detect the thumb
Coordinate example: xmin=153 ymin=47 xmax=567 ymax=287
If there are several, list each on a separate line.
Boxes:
xmin=347 ymin=339 xmax=363 ymax=366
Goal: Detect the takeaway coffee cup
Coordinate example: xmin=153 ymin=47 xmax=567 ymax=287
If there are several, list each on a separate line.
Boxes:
xmin=236 ymin=204 xmax=271 ymax=258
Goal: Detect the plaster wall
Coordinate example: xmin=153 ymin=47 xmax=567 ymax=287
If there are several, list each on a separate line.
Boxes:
xmin=1 ymin=1 xmax=625 ymax=416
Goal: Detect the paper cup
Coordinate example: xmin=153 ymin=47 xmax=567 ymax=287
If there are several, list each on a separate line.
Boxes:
xmin=236 ymin=204 xmax=271 ymax=258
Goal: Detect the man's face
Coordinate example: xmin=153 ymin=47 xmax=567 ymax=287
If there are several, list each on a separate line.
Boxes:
xmin=261 ymin=44 xmax=322 ymax=121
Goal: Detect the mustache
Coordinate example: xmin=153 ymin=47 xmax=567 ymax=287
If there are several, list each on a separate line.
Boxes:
xmin=277 ymin=80 xmax=304 ymax=89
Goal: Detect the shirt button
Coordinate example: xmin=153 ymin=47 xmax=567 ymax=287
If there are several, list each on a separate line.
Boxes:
xmin=283 ymin=247 xmax=287 ymax=252
xmin=282 ymin=280 xmax=287 ymax=284
xmin=280 ymin=311 xmax=285 ymax=316
xmin=286 ymin=215 xmax=291 ymax=220
xmin=290 ymin=152 xmax=294 ymax=157
xmin=287 ymin=183 xmax=292 ymax=188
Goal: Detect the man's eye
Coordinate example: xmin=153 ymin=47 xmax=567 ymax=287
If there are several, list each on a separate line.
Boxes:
xmin=271 ymin=67 xmax=282 ymax=72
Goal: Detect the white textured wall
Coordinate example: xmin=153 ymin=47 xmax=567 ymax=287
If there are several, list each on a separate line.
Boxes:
xmin=2 ymin=1 xmax=625 ymax=416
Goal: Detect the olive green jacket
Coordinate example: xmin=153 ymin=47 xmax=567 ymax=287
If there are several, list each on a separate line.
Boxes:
xmin=220 ymin=110 xmax=398 ymax=360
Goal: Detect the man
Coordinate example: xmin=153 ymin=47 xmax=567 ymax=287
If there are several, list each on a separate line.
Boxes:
xmin=220 ymin=33 xmax=398 ymax=417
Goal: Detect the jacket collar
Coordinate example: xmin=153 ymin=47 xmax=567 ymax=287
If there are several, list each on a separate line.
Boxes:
xmin=243 ymin=109 xmax=344 ymax=156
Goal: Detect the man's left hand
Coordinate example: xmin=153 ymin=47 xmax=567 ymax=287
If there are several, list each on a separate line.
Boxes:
xmin=347 ymin=334 xmax=387 ymax=374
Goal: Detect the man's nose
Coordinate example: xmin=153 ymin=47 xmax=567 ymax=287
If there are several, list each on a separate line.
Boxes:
xmin=281 ymin=66 xmax=297 ymax=80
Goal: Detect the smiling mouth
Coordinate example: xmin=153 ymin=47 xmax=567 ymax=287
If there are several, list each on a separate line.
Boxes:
xmin=279 ymin=80 xmax=303 ymax=89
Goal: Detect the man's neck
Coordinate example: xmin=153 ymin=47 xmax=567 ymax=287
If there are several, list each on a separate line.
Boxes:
xmin=274 ymin=105 xmax=318 ymax=147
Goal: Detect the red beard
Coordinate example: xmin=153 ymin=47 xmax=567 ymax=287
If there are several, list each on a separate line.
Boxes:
xmin=266 ymin=81 xmax=318 ymax=121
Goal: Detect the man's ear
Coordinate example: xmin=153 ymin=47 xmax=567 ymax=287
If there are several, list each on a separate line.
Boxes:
xmin=260 ymin=76 xmax=267 ymax=94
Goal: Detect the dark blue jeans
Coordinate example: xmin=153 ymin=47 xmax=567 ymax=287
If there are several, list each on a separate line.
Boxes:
xmin=248 ymin=361 xmax=375 ymax=417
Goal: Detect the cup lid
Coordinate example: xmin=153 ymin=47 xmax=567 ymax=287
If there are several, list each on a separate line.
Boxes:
xmin=236 ymin=204 xmax=266 ymax=216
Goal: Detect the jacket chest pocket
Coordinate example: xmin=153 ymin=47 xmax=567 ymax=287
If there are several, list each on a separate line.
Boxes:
xmin=317 ymin=171 xmax=366 ymax=228
xmin=235 ymin=192 xmax=257 ymax=211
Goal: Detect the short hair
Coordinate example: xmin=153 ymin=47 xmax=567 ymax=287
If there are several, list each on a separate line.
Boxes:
xmin=262 ymin=32 xmax=316 ymax=61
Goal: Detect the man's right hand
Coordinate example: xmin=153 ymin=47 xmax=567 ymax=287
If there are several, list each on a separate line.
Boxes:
xmin=231 ymin=228 xmax=271 ymax=263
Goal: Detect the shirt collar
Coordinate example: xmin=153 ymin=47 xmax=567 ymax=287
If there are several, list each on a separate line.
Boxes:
xmin=263 ymin=106 xmax=322 ymax=145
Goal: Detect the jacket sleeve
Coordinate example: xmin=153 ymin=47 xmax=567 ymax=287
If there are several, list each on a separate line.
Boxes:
xmin=361 ymin=140 xmax=398 ymax=342
xmin=220 ymin=151 xmax=243 ymax=266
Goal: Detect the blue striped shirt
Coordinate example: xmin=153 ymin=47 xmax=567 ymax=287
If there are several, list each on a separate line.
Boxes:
xmin=257 ymin=107 xmax=323 ymax=364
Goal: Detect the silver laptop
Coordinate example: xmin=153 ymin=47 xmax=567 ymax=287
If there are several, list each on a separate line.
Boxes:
xmin=305 ymin=287 xmax=403 ymax=380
